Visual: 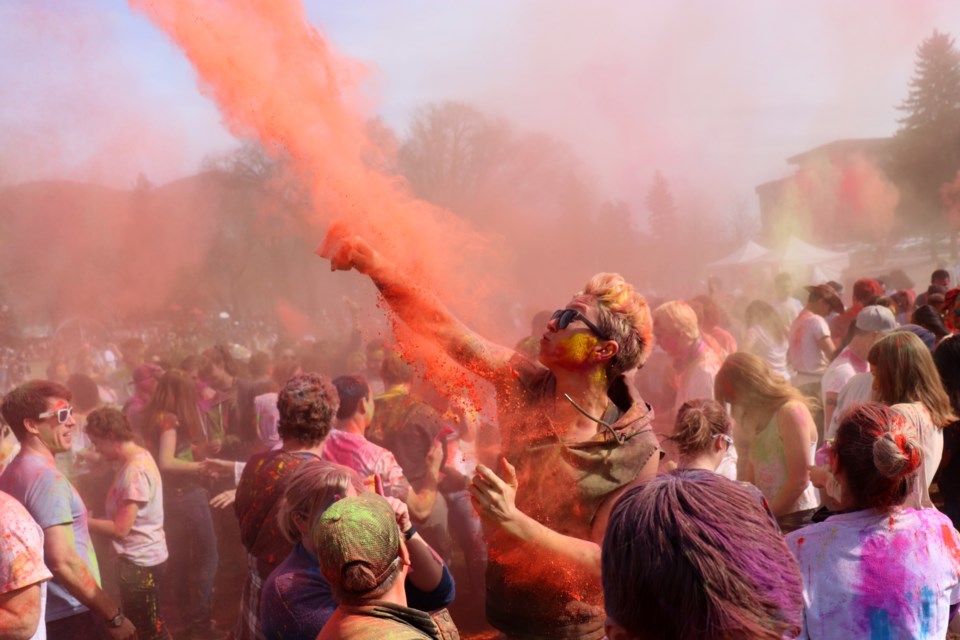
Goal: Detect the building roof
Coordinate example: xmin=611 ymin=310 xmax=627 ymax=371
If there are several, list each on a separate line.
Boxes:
xmin=786 ymin=137 xmax=892 ymax=165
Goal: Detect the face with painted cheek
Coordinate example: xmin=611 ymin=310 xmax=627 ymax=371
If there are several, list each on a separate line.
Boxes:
xmin=33 ymin=398 xmax=75 ymax=454
xmin=538 ymin=301 xmax=604 ymax=371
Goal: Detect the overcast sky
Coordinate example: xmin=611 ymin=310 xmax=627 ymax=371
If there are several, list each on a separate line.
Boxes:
xmin=2 ymin=0 xmax=959 ymax=218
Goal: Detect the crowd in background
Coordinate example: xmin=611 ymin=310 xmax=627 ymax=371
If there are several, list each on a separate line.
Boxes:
xmin=3 ymin=259 xmax=960 ymax=640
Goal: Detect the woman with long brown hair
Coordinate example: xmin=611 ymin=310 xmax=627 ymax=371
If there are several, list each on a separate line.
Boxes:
xmin=142 ymin=369 xmax=223 ymax=638
xmin=715 ymin=352 xmax=819 ymax=517
xmin=868 ymin=331 xmax=956 ymax=509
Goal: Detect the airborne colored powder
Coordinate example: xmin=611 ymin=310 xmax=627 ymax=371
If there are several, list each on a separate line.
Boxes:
xmin=127 ymin=0 xmax=510 ymax=400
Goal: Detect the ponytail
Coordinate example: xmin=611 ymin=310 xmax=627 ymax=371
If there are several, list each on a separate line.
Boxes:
xmin=670 ymin=399 xmax=732 ymax=457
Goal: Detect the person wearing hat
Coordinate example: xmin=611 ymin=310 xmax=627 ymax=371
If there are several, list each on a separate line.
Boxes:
xmin=821 ymin=305 xmax=896 ymax=434
xmin=316 ymin=492 xmax=441 ymax=640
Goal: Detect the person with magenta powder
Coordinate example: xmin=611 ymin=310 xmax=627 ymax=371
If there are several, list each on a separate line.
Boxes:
xmin=601 ymin=470 xmax=803 ymax=639
xmin=319 ymin=223 xmax=659 ymax=639
xmin=786 ymin=403 xmax=960 ymax=639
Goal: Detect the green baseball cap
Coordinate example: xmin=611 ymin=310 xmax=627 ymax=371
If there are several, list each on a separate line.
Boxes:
xmin=314 ymin=492 xmax=401 ymax=594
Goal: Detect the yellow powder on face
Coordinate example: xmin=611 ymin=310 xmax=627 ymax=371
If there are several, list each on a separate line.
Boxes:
xmin=558 ymin=333 xmax=596 ymax=362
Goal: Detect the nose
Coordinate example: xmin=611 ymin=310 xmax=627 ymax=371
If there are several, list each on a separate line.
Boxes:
xmin=546 ymin=316 xmax=559 ymax=333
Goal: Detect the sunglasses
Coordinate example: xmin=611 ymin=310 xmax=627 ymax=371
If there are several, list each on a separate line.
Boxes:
xmin=712 ymin=433 xmax=734 ymax=445
xmin=38 ymin=406 xmax=74 ymax=424
xmin=551 ymin=309 xmax=611 ymax=341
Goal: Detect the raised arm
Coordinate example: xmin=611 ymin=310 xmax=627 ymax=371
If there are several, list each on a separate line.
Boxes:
xmin=319 ymin=223 xmax=515 ymax=380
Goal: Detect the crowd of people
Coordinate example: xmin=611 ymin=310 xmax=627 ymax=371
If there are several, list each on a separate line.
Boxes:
xmin=3 ymin=237 xmax=960 ymax=639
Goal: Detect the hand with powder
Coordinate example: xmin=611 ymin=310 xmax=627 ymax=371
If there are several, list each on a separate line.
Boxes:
xmin=318 ymin=221 xmax=379 ymax=274
xmin=470 ymin=458 xmax=523 ymax=537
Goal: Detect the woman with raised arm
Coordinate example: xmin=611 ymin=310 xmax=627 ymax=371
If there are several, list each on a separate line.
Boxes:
xmin=786 ymin=403 xmax=960 ymax=639
xmin=320 ymin=226 xmax=659 ymax=640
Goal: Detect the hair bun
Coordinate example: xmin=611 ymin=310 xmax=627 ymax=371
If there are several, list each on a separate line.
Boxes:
xmin=872 ymin=432 xmax=920 ymax=480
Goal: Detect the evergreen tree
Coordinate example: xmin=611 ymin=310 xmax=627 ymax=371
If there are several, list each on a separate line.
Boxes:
xmin=645 ymin=170 xmax=678 ymax=241
xmin=892 ymin=30 xmax=960 ymax=225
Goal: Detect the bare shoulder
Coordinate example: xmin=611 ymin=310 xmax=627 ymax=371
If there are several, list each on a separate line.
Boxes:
xmin=777 ymin=400 xmax=813 ymax=426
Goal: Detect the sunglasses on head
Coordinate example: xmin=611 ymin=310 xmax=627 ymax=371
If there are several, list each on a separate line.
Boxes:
xmin=38 ymin=406 xmax=73 ymax=424
xmin=551 ymin=309 xmax=611 ymax=341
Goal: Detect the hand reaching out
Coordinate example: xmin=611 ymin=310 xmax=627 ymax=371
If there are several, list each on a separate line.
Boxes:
xmin=317 ymin=221 xmax=378 ymax=274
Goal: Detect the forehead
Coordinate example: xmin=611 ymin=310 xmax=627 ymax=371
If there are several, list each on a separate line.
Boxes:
xmin=46 ymin=397 xmax=70 ymax=410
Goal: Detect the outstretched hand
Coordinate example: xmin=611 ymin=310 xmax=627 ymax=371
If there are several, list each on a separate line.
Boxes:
xmin=317 ymin=221 xmax=378 ymax=274
xmin=470 ymin=457 xmax=524 ymax=538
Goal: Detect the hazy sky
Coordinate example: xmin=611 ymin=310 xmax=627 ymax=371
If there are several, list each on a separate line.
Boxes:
xmin=2 ymin=0 xmax=959 ymax=217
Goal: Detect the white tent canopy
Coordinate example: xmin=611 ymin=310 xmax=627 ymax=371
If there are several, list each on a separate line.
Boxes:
xmin=706 ymin=240 xmax=769 ymax=267
xmin=750 ymin=236 xmax=850 ymax=283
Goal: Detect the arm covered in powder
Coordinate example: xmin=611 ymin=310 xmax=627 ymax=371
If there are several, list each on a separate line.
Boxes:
xmin=319 ymin=223 xmax=514 ymax=380
xmin=471 ymin=455 xmax=658 ymax=580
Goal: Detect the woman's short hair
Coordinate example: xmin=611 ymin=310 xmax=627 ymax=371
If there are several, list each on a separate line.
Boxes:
xmin=602 ymin=470 xmax=803 ymax=639
xmin=85 ymin=407 xmax=136 ymax=443
xmin=277 ymin=373 xmax=339 ymax=447
xmin=670 ymin=399 xmax=732 ymax=457
xmin=275 ymin=459 xmax=362 ymax=543
xmin=575 ymin=273 xmax=653 ymax=376
xmin=833 ymin=402 xmax=922 ymax=511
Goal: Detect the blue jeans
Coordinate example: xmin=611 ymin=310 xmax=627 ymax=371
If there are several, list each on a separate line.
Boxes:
xmin=164 ymin=485 xmax=218 ymax=626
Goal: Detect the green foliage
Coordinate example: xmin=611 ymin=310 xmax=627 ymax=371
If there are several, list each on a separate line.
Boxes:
xmin=892 ymin=30 xmax=960 ymax=225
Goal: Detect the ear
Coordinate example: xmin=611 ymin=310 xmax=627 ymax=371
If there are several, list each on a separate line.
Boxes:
xmin=597 ymin=340 xmax=619 ymax=362
xmin=22 ymin=419 xmax=41 ymax=437
xmin=398 ymin=535 xmax=411 ymax=568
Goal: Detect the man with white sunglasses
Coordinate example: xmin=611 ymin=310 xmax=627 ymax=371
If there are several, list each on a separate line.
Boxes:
xmin=0 ymin=380 xmax=136 ymax=639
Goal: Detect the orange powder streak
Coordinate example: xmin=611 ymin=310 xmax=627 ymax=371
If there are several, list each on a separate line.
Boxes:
xmin=128 ymin=0 xmax=505 ymax=402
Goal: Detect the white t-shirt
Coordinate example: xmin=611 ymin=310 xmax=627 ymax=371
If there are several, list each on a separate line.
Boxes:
xmin=776 ymin=297 xmax=804 ymax=326
xmin=892 ymin=402 xmax=943 ymax=510
xmin=789 ymin=310 xmax=831 ymax=384
xmin=0 ymin=491 xmax=50 ymax=640
xmin=254 ymin=392 xmax=282 ymax=451
xmin=744 ymin=326 xmax=790 ymax=380
xmin=105 ymin=449 xmax=168 ymax=567
xmin=827 ymin=372 xmax=874 ymax=440
xmin=787 ymin=507 xmax=960 ymax=640
xmin=821 ymin=347 xmax=869 ymax=403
